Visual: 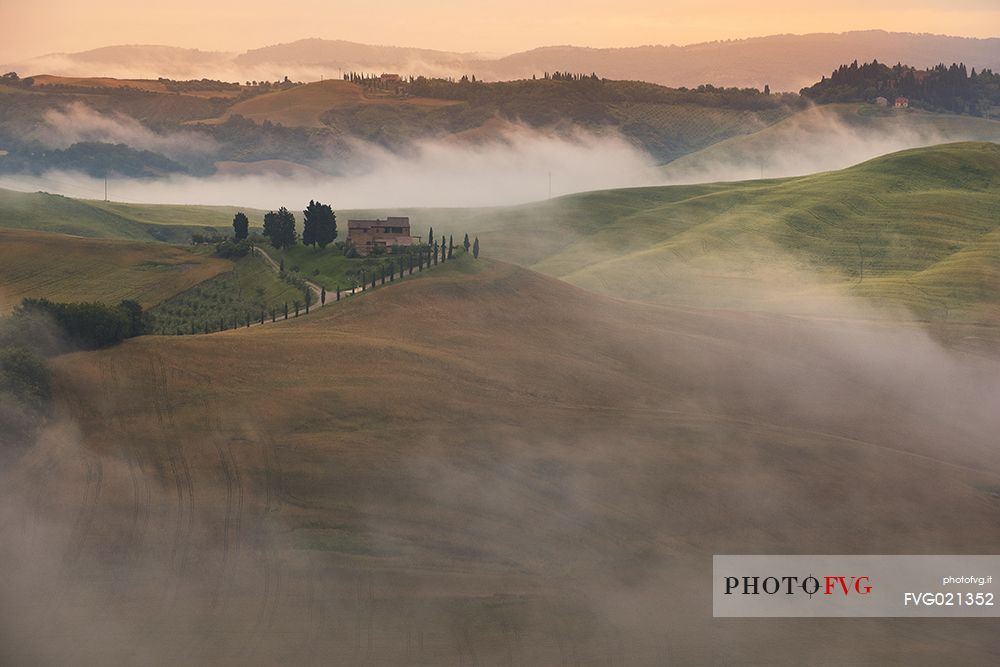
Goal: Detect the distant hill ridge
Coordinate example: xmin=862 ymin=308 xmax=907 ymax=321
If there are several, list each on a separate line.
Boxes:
xmin=6 ymin=31 xmax=999 ymax=90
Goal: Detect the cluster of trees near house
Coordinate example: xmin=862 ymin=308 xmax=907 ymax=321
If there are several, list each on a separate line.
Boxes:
xmin=801 ymin=60 xmax=1000 ymax=116
xmin=229 ymin=201 xmax=338 ymax=251
xmin=227 ymin=200 xmax=481 ymax=261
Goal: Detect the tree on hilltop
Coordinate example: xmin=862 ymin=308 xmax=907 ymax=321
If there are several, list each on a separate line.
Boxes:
xmin=232 ymin=211 xmax=249 ymax=240
xmin=302 ymin=200 xmax=337 ymax=248
xmin=263 ymin=207 xmax=296 ymax=249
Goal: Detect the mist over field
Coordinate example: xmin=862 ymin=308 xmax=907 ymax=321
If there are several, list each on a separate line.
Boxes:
xmin=1 ymin=125 xmax=662 ymax=208
xmin=33 ymin=102 xmax=219 ymax=161
xmin=662 ymin=104 xmax=1000 ymax=183
xmin=4 ymin=254 xmax=1000 ymax=664
xmin=3 ymin=100 xmax=998 ymax=209
xmin=3 ymin=0 xmax=1000 ymax=661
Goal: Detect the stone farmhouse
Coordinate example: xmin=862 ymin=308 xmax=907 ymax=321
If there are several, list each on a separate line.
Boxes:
xmin=347 ymin=217 xmax=413 ymax=255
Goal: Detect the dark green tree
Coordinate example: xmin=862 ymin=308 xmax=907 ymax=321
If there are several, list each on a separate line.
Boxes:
xmin=262 ymin=207 xmax=297 ymax=249
xmin=118 ymin=299 xmax=144 ymax=337
xmin=463 ymin=233 xmax=470 ymax=252
xmin=473 ymin=236 xmax=480 ymax=259
xmin=232 ymin=211 xmax=249 ymax=240
xmin=321 ymin=286 xmax=326 ymax=304
xmin=448 ymin=235 xmax=454 ymax=259
xmin=428 ymin=227 xmax=434 ymax=247
xmin=302 ymin=200 xmax=338 ymax=248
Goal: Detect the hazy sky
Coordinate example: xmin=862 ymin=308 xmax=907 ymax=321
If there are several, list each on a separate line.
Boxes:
xmin=2 ymin=0 xmax=998 ymax=61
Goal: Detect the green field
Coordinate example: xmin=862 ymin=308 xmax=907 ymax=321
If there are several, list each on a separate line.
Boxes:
xmin=0 ymin=187 xmax=241 ymax=242
xmin=3 ymin=142 xmax=999 ymax=328
xmin=0 ymin=227 xmax=229 ymax=311
xmin=345 ymin=142 xmax=1000 ymax=326
xmin=268 ymin=243 xmax=448 ymax=293
xmin=148 ymin=252 xmax=309 ymax=334
xmin=660 ymin=103 xmax=1000 ymax=180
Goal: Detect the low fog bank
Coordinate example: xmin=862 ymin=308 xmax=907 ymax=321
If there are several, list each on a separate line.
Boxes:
xmin=32 ymin=102 xmax=219 ymax=162
xmin=662 ymin=105 xmax=1000 ymax=184
xmin=0 ymin=126 xmax=662 ymax=208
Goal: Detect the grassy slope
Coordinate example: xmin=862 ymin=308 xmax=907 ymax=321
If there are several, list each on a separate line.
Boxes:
xmin=0 ymin=227 xmax=229 ymax=311
xmin=360 ymin=142 xmax=1000 ymax=327
xmin=660 ymin=103 xmax=1000 ymax=179
xmin=148 ymin=252 xmax=308 ymax=334
xmin=196 ymin=79 xmax=461 ymax=127
xmin=8 ymin=260 xmax=1000 ymax=664
xmin=0 ymin=187 xmax=243 ymax=241
xmin=4 ymin=142 xmax=998 ymax=328
xmin=268 ymin=243 xmax=449 ymax=292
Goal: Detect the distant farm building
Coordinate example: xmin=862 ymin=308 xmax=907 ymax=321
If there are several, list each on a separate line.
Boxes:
xmin=874 ymin=96 xmax=888 ymax=107
xmin=894 ymin=97 xmax=909 ymax=108
xmin=347 ymin=217 xmax=413 ymax=255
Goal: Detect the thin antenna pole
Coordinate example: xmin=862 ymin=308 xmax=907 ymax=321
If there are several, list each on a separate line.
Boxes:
xmin=104 ymin=177 xmax=108 ymax=202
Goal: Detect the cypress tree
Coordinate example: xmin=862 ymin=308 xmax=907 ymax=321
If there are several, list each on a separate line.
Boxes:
xmin=232 ymin=212 xmax=249 ymax=240
xmin=463 ymin=233 xmax=470 ymax=252
xmin=336 ymin=284 xmax=341 ymax=301
xmin=284 ymin=302 xmax=289 ymax=319
xmin=448 ymin=235 xmax=454 ymax=259
xmin=473 ymin=237 xmax=480 ymax=259
xmin=321 ymin=286 xmax=326 ymax=305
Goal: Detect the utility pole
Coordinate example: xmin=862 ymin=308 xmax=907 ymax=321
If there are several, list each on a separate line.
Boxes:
xmin=104 ymin=177 xmax=108 ymax=202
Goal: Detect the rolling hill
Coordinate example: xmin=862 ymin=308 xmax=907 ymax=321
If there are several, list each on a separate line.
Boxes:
xmin=8 ymin=31 xmax=1000 ymax=91
xmin=660 ymin=103 xmax=1000 ymax=182
xmin=4 ymin=258 xmax=1000 ymax=664
xmin=3 ymin=142 xmax=999 ymax=334
xmin=0 ymin=227 xmax=228 ymax=311
xmin=0 ymin=187 xmax=258 ymax=242
xmin=349 ymin=142 xmax=1000 ymax=331
xmin=197 ymin=79 xmax=461 ymax=128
